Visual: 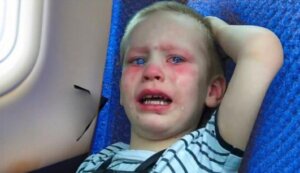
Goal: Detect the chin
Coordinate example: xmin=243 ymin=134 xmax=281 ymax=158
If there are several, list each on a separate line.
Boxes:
xmin=137 ymin=120 xmax=178 ymax=139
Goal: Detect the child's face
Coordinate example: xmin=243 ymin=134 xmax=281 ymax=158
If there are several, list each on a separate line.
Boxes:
xmin=120 ymin=11 xmax=210 ymax=140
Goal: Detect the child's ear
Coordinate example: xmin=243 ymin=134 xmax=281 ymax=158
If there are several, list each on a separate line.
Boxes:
xmin=205 ymin=75 xmax=226 ymax=108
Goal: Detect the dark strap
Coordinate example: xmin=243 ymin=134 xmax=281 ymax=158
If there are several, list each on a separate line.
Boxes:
xmin=96 ymin=158 xmax=127 ymax=173
xmin=99 ymin=157 xmax=113 ymax=169
xmin=95 ymin=149 xmax=165 ymax=173
xmin=134 ymin=149 xmax=165 ymax=172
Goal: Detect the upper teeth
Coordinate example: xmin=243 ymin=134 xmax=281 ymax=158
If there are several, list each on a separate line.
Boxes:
xmin=144 ymin=95 xmax=166 ymax=99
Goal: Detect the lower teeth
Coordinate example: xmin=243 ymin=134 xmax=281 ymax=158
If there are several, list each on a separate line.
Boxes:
xmin=144 ymin=100 xmax=168 ymax=105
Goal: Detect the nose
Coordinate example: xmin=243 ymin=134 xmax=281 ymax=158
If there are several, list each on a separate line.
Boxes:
xmin=142 ymin=63 xmax=164 ymax=82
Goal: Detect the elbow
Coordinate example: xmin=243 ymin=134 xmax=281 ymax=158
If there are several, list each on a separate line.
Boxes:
xmin=246 ymin=28 xmax=284 ymax=72
xmin=264 ymin=31 xmax=284 ymax=72
xmin=262 ymin=29 xmax=284 ymax=67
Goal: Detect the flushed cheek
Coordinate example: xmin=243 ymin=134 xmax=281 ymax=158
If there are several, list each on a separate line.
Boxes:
xmin=121 ymin=67 xmax=141 ymax=87
xmin=122 ymin=66 xmax=141 ymax=79
xmin=173 ymin=65 xmax=201 ymax=86
xmin=172 ymin=66 xmax=205 ymax=108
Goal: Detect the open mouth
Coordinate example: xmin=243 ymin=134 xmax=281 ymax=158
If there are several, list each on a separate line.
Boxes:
xmin=138 ymin=90 xmax=172 ymax=106
xmin=139 ymin=94 xmax=172 ymax=105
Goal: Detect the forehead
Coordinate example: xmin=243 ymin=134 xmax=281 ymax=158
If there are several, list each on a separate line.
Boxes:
xmin=126 ymin=11 xmax=209 ymax=55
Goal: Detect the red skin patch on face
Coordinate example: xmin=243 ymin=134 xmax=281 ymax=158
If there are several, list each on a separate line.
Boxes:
xmin=174 ymin=64 xmax=196 ymax=75
xmin=122 ymin=67 xmax=140 ymax=85
xmin=169 ymin=60 xmax=201 ymax=85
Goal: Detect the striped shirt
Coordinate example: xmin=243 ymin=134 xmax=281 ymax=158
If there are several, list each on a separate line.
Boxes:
xmin=77 ymin=113 xmax=243 ymax=173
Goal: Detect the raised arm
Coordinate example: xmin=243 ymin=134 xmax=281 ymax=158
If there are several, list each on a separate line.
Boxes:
xmin=206 ymin=17 xmax=283 ymax=150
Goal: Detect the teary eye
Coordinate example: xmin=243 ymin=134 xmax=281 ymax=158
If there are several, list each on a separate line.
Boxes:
xmin=168 ymin=55 xmax=185 ymax=64
xmin=131 ymin=57 xmax=146 ymax=65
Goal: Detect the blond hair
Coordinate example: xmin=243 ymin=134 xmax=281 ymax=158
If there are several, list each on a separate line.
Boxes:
xmin=120 ymin=1 xmax=224 ymax=78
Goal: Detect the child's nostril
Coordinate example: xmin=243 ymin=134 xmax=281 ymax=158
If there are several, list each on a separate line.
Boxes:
xmin=155 ymin=76 xmax=161 ymax=80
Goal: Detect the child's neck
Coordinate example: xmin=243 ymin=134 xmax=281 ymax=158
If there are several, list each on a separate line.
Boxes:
xmin=129 ymin=128 xmax=192 ymax=152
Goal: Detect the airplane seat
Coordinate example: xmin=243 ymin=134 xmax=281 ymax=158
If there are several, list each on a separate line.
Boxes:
xmin=91 ymin=0 xmax=300 ymax=172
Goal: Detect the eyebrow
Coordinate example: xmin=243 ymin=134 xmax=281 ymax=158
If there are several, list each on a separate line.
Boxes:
xmin=127 ymin=47 xmax=148 ymax=54
xmin=159 ymin=44 xmax=195 ymax=59
xmin=127 ymin=44 xmax=194 ymax=57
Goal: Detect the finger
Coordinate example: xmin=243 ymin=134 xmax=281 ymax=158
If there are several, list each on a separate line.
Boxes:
xmin=205 ymin=16 xmax=228 ymax=26
xmin=204 ymin=16 xmax=228 ymax=35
